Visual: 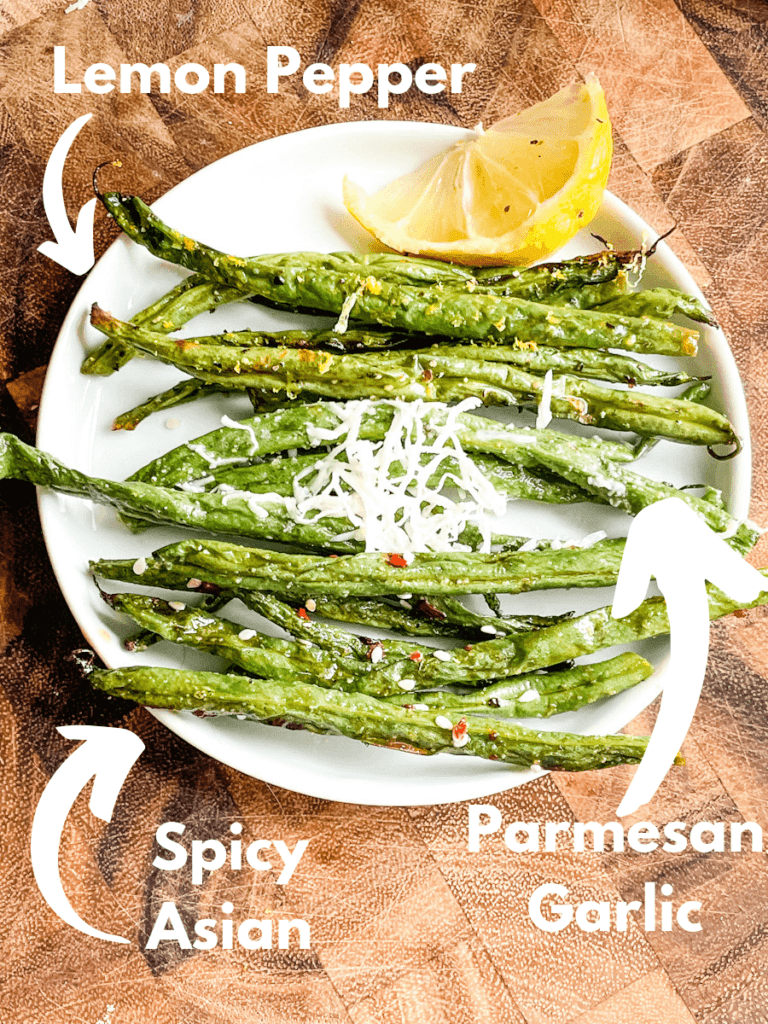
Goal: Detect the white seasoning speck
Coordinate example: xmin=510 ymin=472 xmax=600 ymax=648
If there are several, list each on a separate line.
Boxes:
xmin=435 ymin=715 xmax=453 ymax=730
xmin=132 ymin=557 xmax=147 ymax=576
xmin=238 ymin=629 xmax=257 ymax=641
xmin=480 ymin=625 xmax=498 ymax=635
xmin=518 ymin=689 xmax=539 ymax=703
xmin=186 ymin=578 xmax=202 ymax=589
xmin=168 ymin=601 xmax=185 ymax=612
xmin=305 ymin=598 xmax=317 ymax=612
xmin=398 ymin=678 xmax=417 ymax=691
xmin=433 ymin=649 xmax=452 ymax=661
xmin=165 ymin=417 xmax=181 ymax=429
xmin=370 ymin=646 xmax=384 ymax=664
xmin=452 ymin=733 xmax=470 ymax=748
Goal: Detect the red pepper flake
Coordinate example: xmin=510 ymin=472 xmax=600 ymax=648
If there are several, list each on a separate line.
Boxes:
xmin=422 ymin=367 xmax=434 ymax=382
xmin=409 ymin=651 xmax=423 ymax=662
xmin=453 ymin=717 xmax=468 ymax=740
xmin=464 ymin=644 xmax=474 ymax=652
xmin=328 ymin=553 xmax=339 ymax=559
xmin=387 ymin=553 xmax=408 ymax=567
xmin=297 ymin=607 xmax=310 ymax=620
xmin=488 ymin=729 xmax=499 ymax=741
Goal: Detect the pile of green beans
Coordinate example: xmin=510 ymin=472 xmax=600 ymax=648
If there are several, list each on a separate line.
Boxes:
xmin=83 ymin=187 xmax=729 ymax=452
xmin=1 ymin=179 xmax=756 ymax=777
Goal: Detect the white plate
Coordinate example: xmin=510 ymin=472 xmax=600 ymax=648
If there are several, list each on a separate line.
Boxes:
xmin=37 ymin=120 xmax=751 ymax=806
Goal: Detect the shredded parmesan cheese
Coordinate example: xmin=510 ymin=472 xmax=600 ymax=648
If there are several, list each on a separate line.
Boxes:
xmin=252 ymin=398 xmax=507 ymax=553
xmin=536 ymin=370 xmax=554 ymax=429
xmin=333 ymin=285 xmax=365 ymax=333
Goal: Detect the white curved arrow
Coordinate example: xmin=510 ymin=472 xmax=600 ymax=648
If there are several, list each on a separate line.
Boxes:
xmin=31 ymin=725 xmax=145 ymax=943
xmin=37 ymin=112 xmax=97 ymax=275
xmin=612 ymin=497 xmax=766 ymax=817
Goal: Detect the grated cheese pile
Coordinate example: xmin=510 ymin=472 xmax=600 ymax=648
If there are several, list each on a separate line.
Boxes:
xmin=289 ymin=398 xmax=506 ymax=553
xmin=197 ymin=399 xmax=507 ymax=554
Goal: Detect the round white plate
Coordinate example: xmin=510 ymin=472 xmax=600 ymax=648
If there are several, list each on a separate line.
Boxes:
xmin=37 ymin=120 xmax=751 ymax=806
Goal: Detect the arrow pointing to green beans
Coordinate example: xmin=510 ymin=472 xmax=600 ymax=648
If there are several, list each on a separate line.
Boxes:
xmin=30 ymin=725 xmax=144 ymax=943
xmin=612 ymin=498 xmax=767 ymax=817
xmin=37 ymin=112 xmax=97 ymax=274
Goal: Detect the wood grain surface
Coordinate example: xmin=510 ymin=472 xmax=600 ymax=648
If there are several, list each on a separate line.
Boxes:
xmin=2 ymin=2 xmax=768 ymax=1021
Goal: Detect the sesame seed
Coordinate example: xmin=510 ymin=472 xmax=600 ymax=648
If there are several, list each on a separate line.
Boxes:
xmin=370 ymin=646 xmax=384 ymax=664
xmin=518 ymin=689 xmax=539 ymax=703
xmin=238 ymin=628 xmax=257 ymax=641
xmin=452 ymin=733 xmax=470 ymax=748
xmin=480 ymin=624 xmax=498 ymax=635
xmin=168 ymin=601 xmax=185 ymax=612
xmin=398 ymin=593 xmax=412 ymax=600
xmin=398 ymin=678 xmax=417 ymax=691
xmin=435 ymin=715 xmax=453 ymax=730
xmin=132 ymin=557 xmax=147 ymax=576
xmin=433 ymin=649 xmax=452 ymax=661
xmin=165 ymin=417 xmax=181 ymax=429
xmin=305 ymin=598 xmax=317 ymax=612
xmin=410 ymin=703 xmax=429 ymax=711
xmin=186 ymin=578 xmax=202 ymax=589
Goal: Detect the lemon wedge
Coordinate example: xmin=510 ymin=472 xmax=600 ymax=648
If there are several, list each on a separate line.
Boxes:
xmin=343 ymin=74 xmax=612 ymax=266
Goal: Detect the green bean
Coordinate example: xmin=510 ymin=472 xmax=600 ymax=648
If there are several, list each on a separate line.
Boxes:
xmin=384 ymin=652 xmax=653 ymax=717
xmin=304 ymin=594 xmax=570 ymax=640
xmin=99 ymin=191 xmax=700 ymax=355
xmin=0 ymin=431 xmax=402 ymax=553
xmin=81 ymin=276 xmax=248 ymax=376
xmin=95 ymin=535 xmax=628 ymax=599
xmin=598 ymin=287 xmax=717 ymax=326
xmin=97 ymin=309 xmax=700 ymax=390
xmin=113 ymin=379 xmax=231 ymax=431
xmin=420 ymin=342 xmax=698 ymax=386
xmin=89 ymin=664 xmax=658 ymax=772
